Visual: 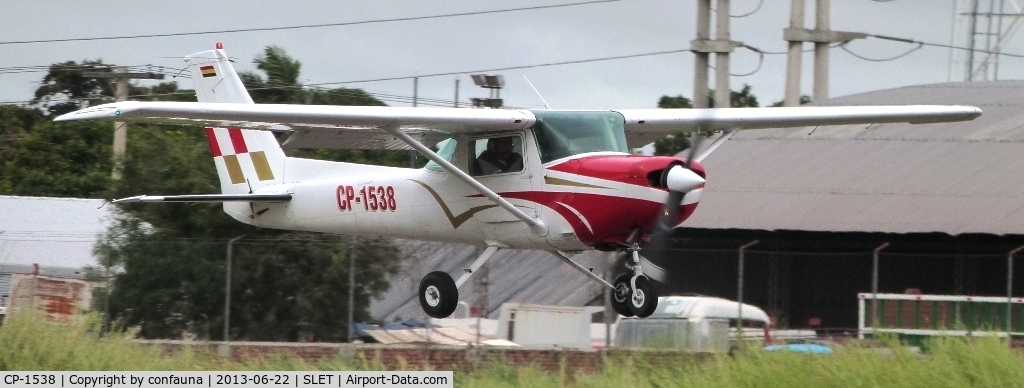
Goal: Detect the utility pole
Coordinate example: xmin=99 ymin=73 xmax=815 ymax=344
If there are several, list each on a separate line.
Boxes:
xmin=347 ymin=236 xmax=356 ymax=342
xmin=410 ymin=77 xmax=420 ymax=168
xmin=454 ymin=78 xmax=460 ymax=108
xmin=412 ymin=77 xmax=419 ymax=107
xmin=82 ymin=67 xmax=164 ymax=179
xmin=953 ymin=0 xmax=1017 ymax=81
xmin=783 ymin=0 xmax=865 ymax=106
xmin=691 ymin=0 xmax=739 ymax=108
xmin=473 ymin=258 xmax=489 ymax=344
xmin=223 ymin=235 xmax=245 ymax=343
xmin=714 ymin=0 xmax=731 ymax=107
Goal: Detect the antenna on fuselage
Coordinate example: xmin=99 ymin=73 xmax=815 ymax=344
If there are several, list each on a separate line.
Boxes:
xmin=523 ymin=75 xmax=552 ymax=110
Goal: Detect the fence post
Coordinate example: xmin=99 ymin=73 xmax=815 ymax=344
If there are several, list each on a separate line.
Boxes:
xmin=1007 ymin=245 xmax=1024 ymax=347
xmin=872 ymin=242 xmax=890 ymax=333
xmin=737 ymin=240 xmax=759 ymax=342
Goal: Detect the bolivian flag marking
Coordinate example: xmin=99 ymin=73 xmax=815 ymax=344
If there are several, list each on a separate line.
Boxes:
xmin=200 ymin=65 xmax=217 ymax=78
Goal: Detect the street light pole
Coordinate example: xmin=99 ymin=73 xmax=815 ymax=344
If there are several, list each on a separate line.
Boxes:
xmin=223 ymin=235 xmax=245 ymax=342
xmin=347 ymin=235 xmax=356 ymax=342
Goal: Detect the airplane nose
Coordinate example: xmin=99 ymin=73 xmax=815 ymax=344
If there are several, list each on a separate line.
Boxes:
xmin=663 ymin=165 xmax=705 ymax=193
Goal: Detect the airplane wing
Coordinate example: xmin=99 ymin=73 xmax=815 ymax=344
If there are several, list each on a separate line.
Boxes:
xmin=54 ymin=101 xmax=534 ymax=150
xmin=617 ymin=105 xmax=982 ymax=147
xmin=56 ymin=101 xmax=980 ymax=150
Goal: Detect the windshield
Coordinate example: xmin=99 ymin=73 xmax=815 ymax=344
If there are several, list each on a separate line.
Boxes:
xmin=531 ymin=111 xmax=628 ymax=163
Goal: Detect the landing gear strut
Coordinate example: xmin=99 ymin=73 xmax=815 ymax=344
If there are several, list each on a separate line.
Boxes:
xmin=556 ymin=228 xmax=659 ymax=318
xmin=616 ymin=242 xmax=658 ymax=317
xmin=417 ymin=246 xmax=501 ymax=319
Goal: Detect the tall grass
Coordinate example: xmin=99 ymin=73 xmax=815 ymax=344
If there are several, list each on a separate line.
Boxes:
xmin=461 ymin=338 xmax=1024 ymax=388
xmin=0 ymin=313 xmax=227 ymax=370
xmin=3 ymin=313 xmax=1024 ymax=387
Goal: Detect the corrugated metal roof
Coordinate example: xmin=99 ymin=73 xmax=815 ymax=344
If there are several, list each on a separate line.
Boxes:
xmin=0 ymin=195 xmax=115 ymax=269
xmin=370 ymin=239 xmax=608 ymax=322
xmin=688 ymin=81 xmax=1024 ymax=235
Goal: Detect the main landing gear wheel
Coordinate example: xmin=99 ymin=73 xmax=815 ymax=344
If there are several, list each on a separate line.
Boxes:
xmin=628 ymin=275 xmax=658 ymax=318
xmin=611 ymin=273 xmax=635 ymax=317
xmin=419 ymin=271 xmax=458 ymax=319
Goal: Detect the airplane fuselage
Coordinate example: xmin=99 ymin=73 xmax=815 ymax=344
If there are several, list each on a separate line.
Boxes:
xmin=231 ymin=123 xmax=704 ymax=251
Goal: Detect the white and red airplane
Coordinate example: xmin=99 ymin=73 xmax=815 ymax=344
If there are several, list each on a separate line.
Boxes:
xmin=56 ymin=44 xmax=981 ymax=319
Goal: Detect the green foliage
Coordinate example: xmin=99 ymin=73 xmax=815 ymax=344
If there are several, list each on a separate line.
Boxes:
xmin=770 ymin=95 xmax=813 ymax=107
xmin=32 ymin=60 xmax=116 ymax=116
xmin=719 ymin=84 xmax=759 ymax=108
xmin=0 ymin=312 xmax=225 ymax=370
xmin=95 ymin=121 xmax=404 ymax=341
xmin=0 ymin=105 xmax=113 ymax=197
xmin=238 ymin=46 xmax=411 ymax=166
xmin=6 ymin=317 xmax=1024 ymax=386
xmin=652 ymin=85 xmax=761 ymax=156
xmin=657 ymin=95 xmax=692 ymax=109
xmin=2 ymin=46 xmax=414 ymax=342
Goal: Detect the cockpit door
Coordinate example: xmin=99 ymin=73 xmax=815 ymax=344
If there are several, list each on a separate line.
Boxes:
xmin=467 ymin=131 xmax=538 ymax=222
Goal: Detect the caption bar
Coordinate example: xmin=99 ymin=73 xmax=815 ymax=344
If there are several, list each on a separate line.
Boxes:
xmin=2 ymin=372 xmax=452 ymax=388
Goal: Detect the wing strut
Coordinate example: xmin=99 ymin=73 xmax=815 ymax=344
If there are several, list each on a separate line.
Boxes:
xmin=692 ymin=129 xmax=739 ymax=163
xmin=381 ymin=125 xmax=548 ymax=236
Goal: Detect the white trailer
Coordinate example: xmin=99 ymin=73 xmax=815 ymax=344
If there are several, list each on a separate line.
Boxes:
xmin=615 ymin=296 xmax=770 ymax=352
xmin=495 ymin=303 xmax=600 ymax=349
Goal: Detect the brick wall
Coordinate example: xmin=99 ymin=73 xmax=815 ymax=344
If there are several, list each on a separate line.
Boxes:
xmin=138 ymin=340 xmax=713 ymax=374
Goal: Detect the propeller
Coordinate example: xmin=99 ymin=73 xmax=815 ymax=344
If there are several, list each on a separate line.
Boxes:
xmin=642 ymin=130 xmax=707 ymax=281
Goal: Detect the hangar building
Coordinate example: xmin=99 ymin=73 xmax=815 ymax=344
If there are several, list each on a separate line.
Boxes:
xmin=662 ymin=80 xmax=1024 ymax=329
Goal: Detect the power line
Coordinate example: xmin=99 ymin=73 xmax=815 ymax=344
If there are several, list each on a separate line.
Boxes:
xmin=729 ymin=0 xmax=765 ymax=18
xmin=868 ymin=33 xmax=1024 ymax=59
xmin=0 ymin=47 xmax=692 ymax=105
xmin=0 ymin=0 xmax=619 ymax=46
xmin=300 ymin=48 xmax=692 ymax=88
xmin=839 ymin=42 xmax=924 ymax=62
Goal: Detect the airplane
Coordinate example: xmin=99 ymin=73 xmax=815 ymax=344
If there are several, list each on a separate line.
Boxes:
xmin=55 ymin=44 xmax=982 ymax=319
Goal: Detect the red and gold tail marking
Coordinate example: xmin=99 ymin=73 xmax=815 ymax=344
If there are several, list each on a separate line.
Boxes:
xmin=205 ymin=127 xmax=275 ymax=183
xmin=205 ymin=127 xmax=222 ymax=157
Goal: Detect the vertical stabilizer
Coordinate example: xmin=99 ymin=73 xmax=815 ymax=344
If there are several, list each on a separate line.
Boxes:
xmin=184 ymin=46 xmax=254 ymax=104
xmin=185 ymin=45 xmax=286 ymax=197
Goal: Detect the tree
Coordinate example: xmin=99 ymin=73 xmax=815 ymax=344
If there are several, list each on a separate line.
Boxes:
xmin=653 ymin=95 xmax=693 ymax=156
xmin=652 ymin=84 xmax=761 ymax=156
xmin=91 ymin=46 xmax=405 ymax=340
xmin=1 ymin=64 xmax=199 ymax=197
xmin=32 ymin=60 xmax=115 ymax=116
xmin=239 ymin=46 xmax=411 ymax=167
xmin=0 ymin=105 xmax=113 ymax=197
xmin=770 ymin=95 xmax=813 ymax=107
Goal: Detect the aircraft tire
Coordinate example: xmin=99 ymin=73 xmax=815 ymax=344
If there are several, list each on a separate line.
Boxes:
xmin=611 ymin=273 xmax=635 ymax=317
xmin=628 ymin=275 xmax=658 ymax=318
xmin=419 ymin=271 xmax=459 ymax=319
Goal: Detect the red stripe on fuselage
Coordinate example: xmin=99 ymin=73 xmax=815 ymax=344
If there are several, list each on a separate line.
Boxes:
xmin=205 ymin=127 xmax=222 ymax=157
xmin=227 ymin=127 xmax=248 ymax=154
xmin=546 ymin=154 xmax=706 ymax=188
xmin=489 ymin=191 xmax=698 ymax=245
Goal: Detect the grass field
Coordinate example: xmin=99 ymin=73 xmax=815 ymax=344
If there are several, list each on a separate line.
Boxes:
xmin=3 ymin=313 xmax=1024 ymax=387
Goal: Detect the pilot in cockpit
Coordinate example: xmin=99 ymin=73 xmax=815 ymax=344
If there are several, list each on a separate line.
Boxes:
xmin=474 ymin=136 xmax=523 ymax=175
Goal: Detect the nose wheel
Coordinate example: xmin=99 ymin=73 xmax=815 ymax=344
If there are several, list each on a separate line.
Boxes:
xmin=613 ymin=272 xmax=658 ymax=318
xmin=419 ymin=271 xmax=458 ymax=319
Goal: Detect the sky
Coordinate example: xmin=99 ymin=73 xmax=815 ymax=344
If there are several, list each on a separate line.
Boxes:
xmin=2 ymin=0 xmax=1022 ymax=111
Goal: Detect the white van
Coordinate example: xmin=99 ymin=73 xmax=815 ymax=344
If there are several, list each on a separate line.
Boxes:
xmin=614 ymin=296 xmax=770 ymax=352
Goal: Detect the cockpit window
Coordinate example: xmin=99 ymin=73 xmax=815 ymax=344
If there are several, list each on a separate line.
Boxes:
xmin=531 ymin=111 xmax=628 ymax=164
xmin=424 ymin=138 xmax=456 ymax=172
